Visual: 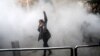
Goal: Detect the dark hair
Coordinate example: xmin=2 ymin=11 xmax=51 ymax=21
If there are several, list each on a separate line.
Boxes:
xmin=39 ymin=19 xmax=44 ymax=23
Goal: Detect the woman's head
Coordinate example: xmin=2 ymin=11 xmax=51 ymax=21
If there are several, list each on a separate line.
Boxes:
xmin=39 ymin=19 xmax=44 ymax=24
xmin=39 ymin=19 xmax=44 ymax=27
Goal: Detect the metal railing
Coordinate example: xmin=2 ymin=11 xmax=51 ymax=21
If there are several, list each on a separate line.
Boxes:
xmin=0 ymin=46 xmax=73 ymax=56
xmin=0 ymin=45 xmax=100 ymax=56
xmin=74 ymin=45 xmax=100 ymax=56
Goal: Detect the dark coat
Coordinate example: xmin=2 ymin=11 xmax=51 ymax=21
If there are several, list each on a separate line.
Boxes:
xmin=38 ymin=11 xmax=51 ymax=41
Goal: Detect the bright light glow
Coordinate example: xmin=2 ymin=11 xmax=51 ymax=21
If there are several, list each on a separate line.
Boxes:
xmin=18 ymin=0 xmax=37 ymax=7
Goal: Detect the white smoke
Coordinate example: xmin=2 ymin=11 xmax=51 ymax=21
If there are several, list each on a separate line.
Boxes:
xmin=0 ymin=0 xmax=99 ymax=49
xmin=0 ymin=0 xmax=100 ymax=56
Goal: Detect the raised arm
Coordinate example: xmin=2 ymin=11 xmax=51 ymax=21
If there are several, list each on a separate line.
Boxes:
xmin=43 ymin=11 xmax=48 ymax=24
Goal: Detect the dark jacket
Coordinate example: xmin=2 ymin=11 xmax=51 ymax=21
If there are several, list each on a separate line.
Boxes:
xmin=38 ymin=11 xmax=51 ymax=41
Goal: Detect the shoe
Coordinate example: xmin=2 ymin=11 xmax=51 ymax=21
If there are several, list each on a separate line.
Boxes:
xmin=48 ymin=51 xmax=52 ymax=56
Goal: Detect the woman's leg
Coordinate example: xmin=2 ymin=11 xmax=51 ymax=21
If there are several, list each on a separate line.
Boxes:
xmin=43 ymin=39 xmax=47 ymax=56
xmin=46 ymin=42 xmax=52 ymax=56
xmin=43 ymin=38 xmax=52 ymax=56
xmin=44 ymin=39 xmax=52 ymax=56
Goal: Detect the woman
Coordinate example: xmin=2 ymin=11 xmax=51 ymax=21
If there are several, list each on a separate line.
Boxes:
xmin=38 ymin=11 xmax=52 ymax=56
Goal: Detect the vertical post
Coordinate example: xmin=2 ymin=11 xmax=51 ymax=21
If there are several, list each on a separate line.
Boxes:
xmin=70 ymin=48 xmax=73 ymax=56
xmin=74 ymin=47 xmax=77 ymax=56
xmin=11 ymin=41 xmax=21 ymax=56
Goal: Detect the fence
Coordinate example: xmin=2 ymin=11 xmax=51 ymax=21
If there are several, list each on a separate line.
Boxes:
xmin=0 ymin=45 xmax=100 ymax=56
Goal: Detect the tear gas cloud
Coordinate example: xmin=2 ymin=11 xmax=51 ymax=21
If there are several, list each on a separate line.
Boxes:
xmin=0 ymin=0 xmax=100 ymax=49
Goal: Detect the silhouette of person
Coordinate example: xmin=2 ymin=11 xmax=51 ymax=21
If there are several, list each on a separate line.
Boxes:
xmin=38 ymin=11 xmax=52 ymax=56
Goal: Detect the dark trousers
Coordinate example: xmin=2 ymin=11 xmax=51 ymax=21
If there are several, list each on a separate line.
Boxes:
xmin=43 ymin=38 xmax=52 ymax=56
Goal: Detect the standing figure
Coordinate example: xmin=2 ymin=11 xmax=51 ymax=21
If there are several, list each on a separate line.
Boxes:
xmin=38 ymin=11 xmax=52 ymax=56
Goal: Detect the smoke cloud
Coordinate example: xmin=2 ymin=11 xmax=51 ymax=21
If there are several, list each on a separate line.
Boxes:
xmin=0 ymin=0 xmax=100 ymax=53
xmin=0 ymin=0 xmax=100 ymax=56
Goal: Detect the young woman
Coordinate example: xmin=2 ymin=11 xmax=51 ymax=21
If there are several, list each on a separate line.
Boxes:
xmin=38 ymin=11 xmax=52 ymax=56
